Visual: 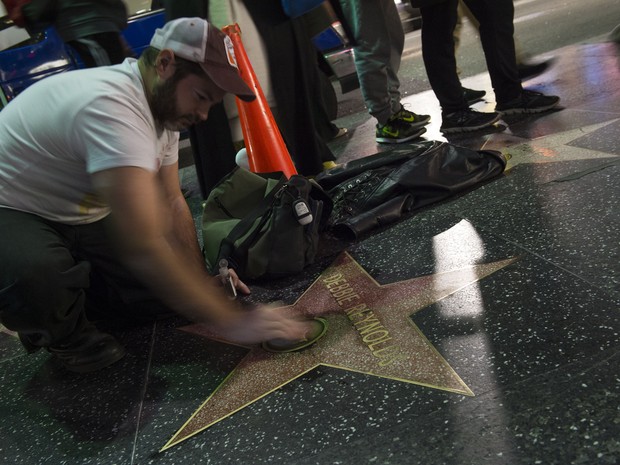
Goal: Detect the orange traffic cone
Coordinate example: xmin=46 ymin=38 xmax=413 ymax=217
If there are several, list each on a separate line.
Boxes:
xmin=222 ymin=24 xmax=298 ymax=178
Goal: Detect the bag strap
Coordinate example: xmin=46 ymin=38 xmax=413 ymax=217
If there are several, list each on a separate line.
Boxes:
xmin=218 ymin=175 xmax=288 ymax=266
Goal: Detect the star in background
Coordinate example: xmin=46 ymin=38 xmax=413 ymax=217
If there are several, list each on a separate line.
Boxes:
xmin=487 ymin=120 xmax=620 ymax=167
xmin=163 ymin=252 xmax=517 ymax=450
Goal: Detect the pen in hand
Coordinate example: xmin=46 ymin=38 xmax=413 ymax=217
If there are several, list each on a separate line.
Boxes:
xmin=218 ymin=259 xmax=238 ymax=300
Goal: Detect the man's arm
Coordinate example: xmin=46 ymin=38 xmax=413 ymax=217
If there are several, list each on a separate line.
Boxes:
xmin=158 ymin=162 xmax=211 ymax=272
xmin=157 ymin=162 xmax=250 ymax=293
xmin=92 ymin=165 xmax=304 ymax=343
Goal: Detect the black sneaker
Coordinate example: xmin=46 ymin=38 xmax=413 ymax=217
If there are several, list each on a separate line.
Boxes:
xmin=376 ymin=119 xmax=427 ymax=144
xmin=47 ymin=324 xmax=126 ymax=373
xmin=518 ymin=59 xmax=553 ymax=81
xmin=463 ymin=87 xmax=486 ymax=105
xmin=496 ymin=90 xmax=560 ymax=115
xmin=440 ymin=109 xmax=501 ymax=134
xmin=390 ymin=104 xmax=431 ymax=128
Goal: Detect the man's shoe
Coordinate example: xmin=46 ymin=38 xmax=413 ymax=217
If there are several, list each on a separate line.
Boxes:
xmin=376 ymin=119 xmax=426 ymax=144
xmin=496 ymin=90 xmax=560 ymax=115
xmin=391 ymin=104 xmax=431 ymax=129
xmin=440 ymin=109 xmax=501 ymax=134
xmin=518 ymin=59 xmax=553 ymax=81
xmin=48 ymin=325 xmax=126 ymax=373
xmin=463 ymin=87 xmax=486 ymax=105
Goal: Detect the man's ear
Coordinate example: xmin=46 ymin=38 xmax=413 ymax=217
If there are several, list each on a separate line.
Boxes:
xmin=156 ymin=49 xmax=176 ymax=79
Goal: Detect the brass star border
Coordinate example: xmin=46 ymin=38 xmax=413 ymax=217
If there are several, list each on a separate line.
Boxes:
xmin=162 ymin=252 xmax=517 ymax=450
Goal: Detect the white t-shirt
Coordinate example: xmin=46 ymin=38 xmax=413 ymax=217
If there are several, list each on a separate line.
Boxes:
xmin=0 ymin=58 xmax=179 ymax=224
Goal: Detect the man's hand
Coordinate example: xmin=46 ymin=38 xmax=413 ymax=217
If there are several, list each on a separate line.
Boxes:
xmin=226 ymin=268 xmax=250 ymax=295
xmin=216 ymin=304 xmax=311 ymax=345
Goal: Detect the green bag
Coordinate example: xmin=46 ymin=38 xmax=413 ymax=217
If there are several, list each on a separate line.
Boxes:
xmin=201 ymin=168 xmax=332 ymax=280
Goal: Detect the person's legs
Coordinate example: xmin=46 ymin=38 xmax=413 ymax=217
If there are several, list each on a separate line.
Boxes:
xmin=0 ymin=209 xmax=125 ymax=372
xmin=341 ymin=0 xmax=400 ymax=125
xmin=465 ymin=0 xmax=559 ymax=113
xmin=187 ymin=103 xmax=237 ymax=199
xmin=243 ymin=0 xmax=334 ymax=176
xmin=420 ymin=0 xmax=466 ymax=114
xmin=383 ymin=0 xmax=406 ymax=115
xmin=463 ymin=0 xmax=521 ymax=104
xmin=339 ymin=0 xmax=428 ymax=143
xmin=0 ymin=209 xmax=91 ymax=346
xmin=453 ymin=1 xmax=486 ymax=103
xmin=420 ymin=0 xmax=502 ymax=133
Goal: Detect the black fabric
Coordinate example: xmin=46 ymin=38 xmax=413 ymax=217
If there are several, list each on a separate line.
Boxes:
xmin=161 ymin=0 xmax=208 ymax=20
xmin=161 ymin=1 xmax=239 ymax=198
xmin=67 ymin=31 xmax=130 ymax=67
xmin=187 ymin=103 xmax=238 ymax=198
xmin=419 ymin=0 xmax=521 ymax=112
xmin=315 ymin=141 xmax=507 ymax=239
xmin=409 ymin=0 xmax=448 ymax=7
xmin=0 ymin=209 xmax=172 ymax=350
xmin=19 ymin=0 xmax=57 ymax=31
xmin=242 ymin=0 xmax=336 ymax=175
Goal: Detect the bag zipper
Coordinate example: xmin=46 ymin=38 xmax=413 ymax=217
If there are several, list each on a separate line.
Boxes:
xmin=214 ymin=196 xmax=234 ymax=218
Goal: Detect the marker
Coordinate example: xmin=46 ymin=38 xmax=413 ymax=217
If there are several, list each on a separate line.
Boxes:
xmin=218 ymin=259 xmax=237 ymax=299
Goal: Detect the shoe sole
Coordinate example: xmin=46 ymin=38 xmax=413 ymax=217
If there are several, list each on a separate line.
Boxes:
xmin=50 ymin=344 xmax=126 ymax=373
xmin=497 ymin=101 xmax=560 ymax=115
xmin=376 ymin=127 xmax=427 ymax=144
xmin=394 ymin=116 xmax=431 ymax=128
xmin=440 ymin=113 xmax=501 ymax=134
xmin=402 ymin=116 xmax=431 ymax=129
xmin=466 ymin=96 xmax=485 ymax=105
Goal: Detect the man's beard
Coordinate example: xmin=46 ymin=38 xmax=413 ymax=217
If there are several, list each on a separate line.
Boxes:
xmin=150 ymin=78 xmax=197 ymax=131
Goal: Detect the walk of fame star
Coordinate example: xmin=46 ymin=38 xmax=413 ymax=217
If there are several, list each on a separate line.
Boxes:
xmin=162 ymin=252 xmax=517 ymax=450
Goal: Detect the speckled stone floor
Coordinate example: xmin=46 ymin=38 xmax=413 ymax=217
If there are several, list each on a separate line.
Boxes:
xmin=1 ymin=41 xmax=619 ymax=465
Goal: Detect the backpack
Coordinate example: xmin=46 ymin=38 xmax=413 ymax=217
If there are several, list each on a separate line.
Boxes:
xmin=201 ymin=168 xmax=332 ymax=280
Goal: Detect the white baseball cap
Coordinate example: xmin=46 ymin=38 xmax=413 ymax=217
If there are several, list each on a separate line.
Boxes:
xmin=150 ymin=17 xmax=256 ymax=102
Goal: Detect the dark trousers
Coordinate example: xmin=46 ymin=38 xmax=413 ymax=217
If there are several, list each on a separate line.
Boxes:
xmin=0 ymin=209 xmax=169 ymax=349
xmin=188 ymin=102 xmax=238 ymax=198
xmin=420 ymin=0 xmax=522 ymax=114
xmin=67 ymin=31 xmax=131 ymax=68
xmin=243 ymin=0 xmax=336 ymax=175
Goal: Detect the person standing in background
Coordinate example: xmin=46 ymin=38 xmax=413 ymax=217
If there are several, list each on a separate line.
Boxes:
xmin=337 ymin=0 xmax=431 ymax=144
xmin=22 ymin=0 xmax=132 ymax=67
xmin=235 ymin=0 xmax=339 ymax=175
xmin=452 ymin=0 xmax=554 ymax=85
xmin=414 ymin=0 xmax=560 ymax=134
xmin=158 ymin=0 xmax=240 ymax=198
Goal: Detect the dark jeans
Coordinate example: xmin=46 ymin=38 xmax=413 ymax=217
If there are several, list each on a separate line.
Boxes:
xmin=420 ymin=0 xmax=522 ymax=114
xmin=0 ymin=209 xmax=170 ymax=349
